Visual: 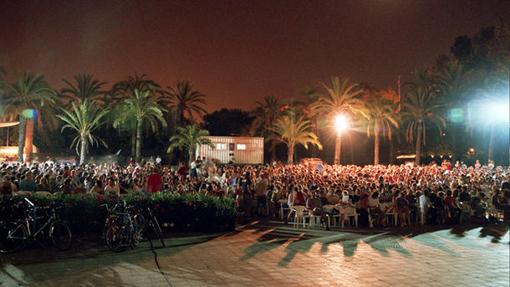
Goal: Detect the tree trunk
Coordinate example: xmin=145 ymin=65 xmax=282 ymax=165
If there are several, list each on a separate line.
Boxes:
xmin=389 ymin=136 xmax=394 ymax=165
xmin=131 ymin=128 xmax=136 ymax=158
xmin=311 ymin=118 xmax=319 ymax=157
xmin=488 ymin=125 xmax=495 ymax=164
xmin=189 ymin=148 xmax=196 ymax=165
xmin=271 ymin=141 xmax=277 ymax=163
xmin=349 ymin=134 xmax=354 ymax=164
xmin=415 ymin=123 xmax=423 ymax=166
xmin=287 ymin=144 xmax=294 ymax=164
xmin=178 ymin=111 xmax=185 ymax=127
xmin=135 ymin=119 xmax=143 ymax=162
xmin=79 ymin=135 xmax=87 ymax=165
xmin=17 ymin=117 xmax=26 ymax=162
xmin=334 ymin=134 xmax=342 ymax=165
xmin=23 ymin=117 xmax=34 ymax=163
xmin=374 ymin=123 xmax=380 ymax=165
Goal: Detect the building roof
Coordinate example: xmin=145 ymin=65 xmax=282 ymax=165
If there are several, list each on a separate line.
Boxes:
xmin=0 ymin=121 xmax=20 ymax=128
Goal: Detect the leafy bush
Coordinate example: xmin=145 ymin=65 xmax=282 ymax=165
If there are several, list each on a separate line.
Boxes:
xmin=0 ymin=193 xmax=236 ymax=235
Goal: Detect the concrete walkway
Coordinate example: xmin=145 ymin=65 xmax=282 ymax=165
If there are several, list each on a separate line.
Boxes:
xmin=0 ymin=222 xmax=508 ymax=287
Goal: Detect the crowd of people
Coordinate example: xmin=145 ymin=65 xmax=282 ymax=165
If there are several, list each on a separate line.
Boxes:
xmin=1 ymin=158 xmax=509 ymax=228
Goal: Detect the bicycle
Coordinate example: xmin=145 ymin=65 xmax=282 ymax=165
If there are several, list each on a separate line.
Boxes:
xmin=0 ymin=198 xmax=72 ymax=253
xmin=129 ymin=201 xmax=165 ymax=248
xmin=102 ymin=201 xmax=136 ymax=252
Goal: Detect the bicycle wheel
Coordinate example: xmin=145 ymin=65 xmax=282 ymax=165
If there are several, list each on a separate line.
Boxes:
xmin=106 ymin=223 xmax=131 ymax=252
xmin=132 ymin=214 xmax=145 ymax=244
xmin=50 ymin=221 xmax=72 ymax=251
xmin=0 ymin=222 xmax=27 ymax=253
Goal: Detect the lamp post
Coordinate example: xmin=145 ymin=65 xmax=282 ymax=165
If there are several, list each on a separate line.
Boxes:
xmin=334 ymin=114 xmax=349 ymax=165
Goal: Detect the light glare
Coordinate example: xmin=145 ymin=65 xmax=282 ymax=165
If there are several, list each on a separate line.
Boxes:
xmin=469 ymin=99 xmax=509 ymax=124
xmin=334 ymin=114 xmax=349 ymax=134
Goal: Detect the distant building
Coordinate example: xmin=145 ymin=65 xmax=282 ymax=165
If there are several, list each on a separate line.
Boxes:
xmin=0 ymin=121 xmax=37 ymax=162
xmin=196 ymin=136 xmax=264 ymax=164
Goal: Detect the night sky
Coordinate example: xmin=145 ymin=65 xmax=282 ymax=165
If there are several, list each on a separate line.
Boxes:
xmin=1 ymin=0 xmax=510 ymax=112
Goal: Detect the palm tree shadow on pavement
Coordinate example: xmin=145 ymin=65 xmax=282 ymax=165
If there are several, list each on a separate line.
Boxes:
xmin=238 ymin=221 xmax=509 ymax=267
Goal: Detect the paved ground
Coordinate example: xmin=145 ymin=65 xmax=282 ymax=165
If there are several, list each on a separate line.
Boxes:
xmin=0 ymin=222 xmax=509 ymax=287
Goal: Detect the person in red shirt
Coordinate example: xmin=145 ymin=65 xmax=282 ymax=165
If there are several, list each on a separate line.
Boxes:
xmin=146 ymin=167 xmax=162 ymax=193
xmin=177 ymin=162 xmax=188 ymax=181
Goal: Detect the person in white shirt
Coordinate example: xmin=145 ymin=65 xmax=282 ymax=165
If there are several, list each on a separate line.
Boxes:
xmin=368 ymin=191 xmax=384 ymax=226
xmin=418 ymin=189 xmax=431 ymax=225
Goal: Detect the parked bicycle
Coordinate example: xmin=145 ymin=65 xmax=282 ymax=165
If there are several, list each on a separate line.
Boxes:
xmin=102 ymin=200 xmax=166 ymax=252
xmin=129 ymin=201 xmax=165 ymax=248
xmin=102 ymin=201 xmax=135 ymax=252
xmin=0 ymin=198 xmax=72 ymax=253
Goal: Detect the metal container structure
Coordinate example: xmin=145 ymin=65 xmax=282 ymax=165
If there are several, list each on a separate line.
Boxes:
xmin=196 ymin=136 xmax=264 ymax=164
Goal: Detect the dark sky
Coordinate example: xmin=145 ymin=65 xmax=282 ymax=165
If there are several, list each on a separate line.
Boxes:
xmin=1 ymin=0 xmax=510 ymax=112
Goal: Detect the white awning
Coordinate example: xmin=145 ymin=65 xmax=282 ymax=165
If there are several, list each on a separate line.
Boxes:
xmin=0 ymin=121 xmax=20 ymax=128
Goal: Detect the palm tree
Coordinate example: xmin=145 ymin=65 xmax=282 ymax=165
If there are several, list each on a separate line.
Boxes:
xmin=409 ymin=67 xmax=439 ymax=90
xmin=401 ymin=85 xmax=446 ymax=165
xmin=312 ymin=77 xmax=367 ymax=164
xmin=111 ymin=75 xmax=168 ymax=157
xmin=60 ymin=74 xmax=106 ymax=106
xmin=168 ymin=81 xmax=206 ymax=126
xmin=113 ymin=89 xmax=167 ymax=162
xmin=366 ymin=94 xmax=399 ymax=165
xmin=0 ymin=67 xmax=10 ymax=146
xmin=250 ymin=95 xmax=282 ymax=162
xmin=167 ymin=124 xmax=214 ymax=164
xmin=57 ymin=100 xmax=109 ymax=165
xmin=0 ymin=66 xmax=5 ymax=93
xmin=435 ymin=60 xmax=469 ymax=102
xmin=3 ymin=72 xmax=57 ymax=162
xmin=271 ymin=114 xmax=322 ymax=164
xmin=0 ymin=66 xmax=6 ymax=111
xmin=112 ymin=74 xmax=167 ymax=100
xmin=434 ymin=59 xmax=473 ymax=161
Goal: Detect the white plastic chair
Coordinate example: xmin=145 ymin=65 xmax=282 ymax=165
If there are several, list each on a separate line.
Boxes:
xmin=292 ymin=206 xmax=309 ymax=228
xmin=323 ymin=205 xmax=340 ymax=227
xmin=386 ymin=211 xmax=399 ymax=226
xmin=368 ymin=208 xmax=377 ymax=228
xmin=308 ymin=213 xmax=322 ymax=228
xmin=341 ymin=206 xmax=358 ymax=228
xmin=279 ymin=199 xmax=290 ymax=220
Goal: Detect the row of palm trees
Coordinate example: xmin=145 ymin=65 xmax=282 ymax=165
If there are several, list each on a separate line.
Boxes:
xmin=250 ymin=76 xmax=439 ymax=165
xmin=0 ymin=59 xmax=506 ymax=166
xmin=0 ymin=71 xmax=207 ymax=164
xmin=250 ymin=60 xmax=507 ymax=166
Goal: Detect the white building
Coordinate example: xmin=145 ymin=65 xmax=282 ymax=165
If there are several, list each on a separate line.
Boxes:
xmin=196 ymin=136 xmax=264 ymax=164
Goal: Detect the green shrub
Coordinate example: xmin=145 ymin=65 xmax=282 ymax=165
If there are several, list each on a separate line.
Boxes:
xmin=0 ymin=193 xmax=236 ymax=235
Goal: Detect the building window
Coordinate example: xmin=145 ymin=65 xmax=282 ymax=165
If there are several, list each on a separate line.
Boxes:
xmin=236 ymin=144 xmax=246 ymax=150
xmin=215 ymin=143 xmax=227 ymax=150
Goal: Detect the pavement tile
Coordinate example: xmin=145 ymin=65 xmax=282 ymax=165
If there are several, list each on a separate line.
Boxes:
xmin=0 ymin=224 xmax=508 ymax=287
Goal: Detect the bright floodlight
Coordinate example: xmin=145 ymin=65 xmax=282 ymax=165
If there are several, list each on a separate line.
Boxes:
xmin=484 ymin=102 xmax=510 ymax=123
xmin=334 ymin=114 xmax=349 ymax=134
xmin=469 ymin=99 xmax=510 ymax=124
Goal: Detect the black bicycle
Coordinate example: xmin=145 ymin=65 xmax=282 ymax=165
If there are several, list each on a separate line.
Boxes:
xmin=102 ymin=201 xmax=135 ymax=252
xmin=102 ymin=200 xmax=165 ymax=252
xmin=129 ymin=201 xmax=165 ymax=248
xmin=0 ymin=198 xmax=72 ymax=253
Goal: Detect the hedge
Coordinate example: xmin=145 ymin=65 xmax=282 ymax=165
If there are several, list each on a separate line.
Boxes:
xmin=0 ymin=192 xmax=236 ymax=235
